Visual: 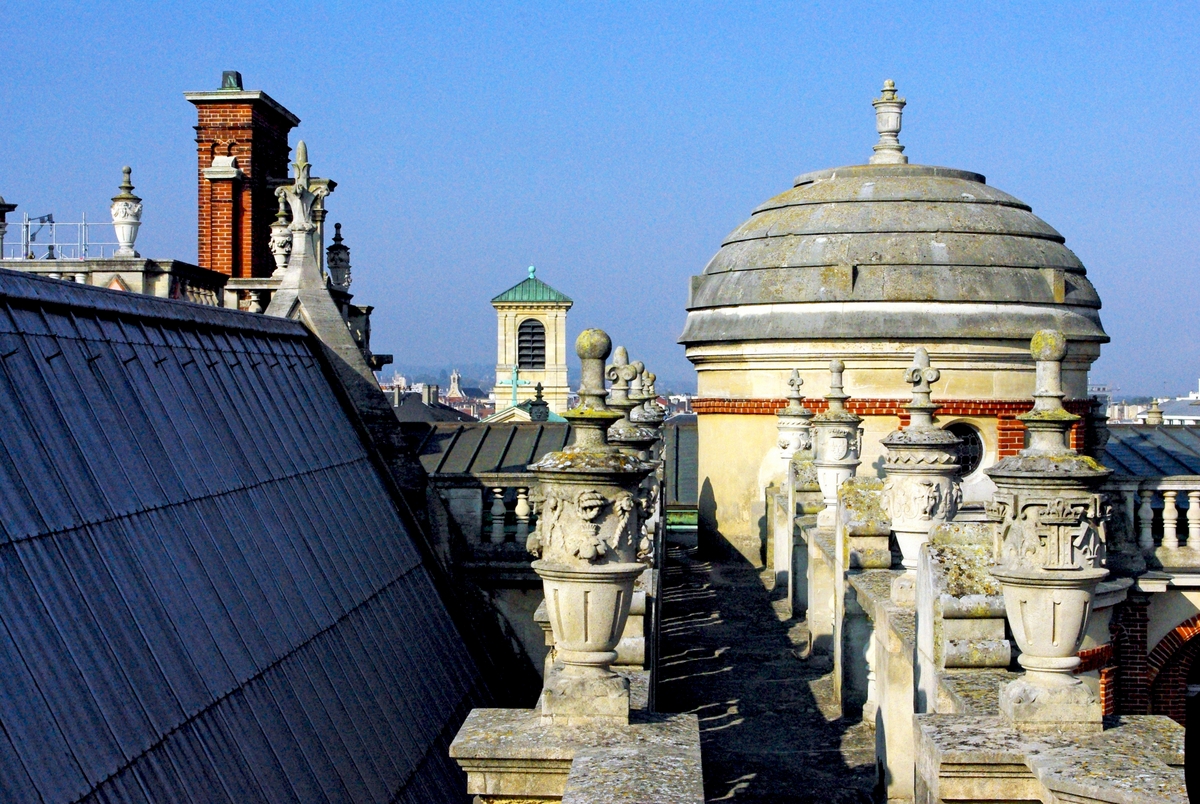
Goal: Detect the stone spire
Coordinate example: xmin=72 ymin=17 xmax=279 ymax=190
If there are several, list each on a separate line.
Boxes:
xmin=869 ymin=79 xmax=908 ymax=165
xmin=326 ymin=222 xmax=352 ymax=289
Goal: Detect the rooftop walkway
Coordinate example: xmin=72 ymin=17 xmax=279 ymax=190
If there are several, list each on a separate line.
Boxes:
xmin=658 ymin=546 xmax=874 ymax=803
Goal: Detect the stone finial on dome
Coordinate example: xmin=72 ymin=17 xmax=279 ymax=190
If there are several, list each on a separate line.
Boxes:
xmin=869 ymin=79 xmax=908 ymax=165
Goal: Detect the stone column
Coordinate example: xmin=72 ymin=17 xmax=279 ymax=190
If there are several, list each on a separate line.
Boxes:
xmin=811 ymin=360 xmax=862 ymax=527
xmin=526 ymin=329 xmax=653 ymax=725
xmin=879 ymin=348 xmax=961 ymax=604
xmin=986 ymin=330 xmax=1111 ymax=732
xmin=110 ymin=166 xmax=142 ymax=258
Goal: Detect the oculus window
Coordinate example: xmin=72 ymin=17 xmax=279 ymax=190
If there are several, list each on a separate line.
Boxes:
xmin=946 ymin=422 xmax=984 ymax=476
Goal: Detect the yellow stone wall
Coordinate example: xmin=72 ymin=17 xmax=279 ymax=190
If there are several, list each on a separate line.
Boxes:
xmin=689 ymin=339 xmax=1100 ymax=565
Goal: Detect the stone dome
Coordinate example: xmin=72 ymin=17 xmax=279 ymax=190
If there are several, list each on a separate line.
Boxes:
xmin=681 ymin=91 xmax=1106 ymax=348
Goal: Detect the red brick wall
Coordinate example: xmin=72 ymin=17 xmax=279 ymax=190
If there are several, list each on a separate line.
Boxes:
xmin=1110 ymin=594 xmax=1152 ymax=714
xmin=1076 ymin=644 xmax=1116 ymax=715
xmin=691 ymin=397 xmax=1089 ymax=457
xmin=193 ymin=101 xmax=295 ymax=278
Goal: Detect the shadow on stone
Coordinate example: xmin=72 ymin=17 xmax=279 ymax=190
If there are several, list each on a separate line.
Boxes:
xmin=657 ymin=544 xmax=875 ymax=803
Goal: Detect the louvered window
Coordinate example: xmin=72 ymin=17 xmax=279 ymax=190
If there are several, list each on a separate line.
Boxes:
xmin=518 ymin=319 xmax=546 ymax=369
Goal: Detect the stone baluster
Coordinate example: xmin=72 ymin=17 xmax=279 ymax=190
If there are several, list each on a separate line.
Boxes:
xmin=515 ymin=487 xmax=531 ymax=542
xmin=490 ymin=487 xmax=507 ymax=544
xmin=1162 ymin=490 xmax=1180 ymax=549
xmin=1189 ymin=491 xmax=1200 ymax=548
xmin=1138 ymin=489 xmax=1155 ymax=551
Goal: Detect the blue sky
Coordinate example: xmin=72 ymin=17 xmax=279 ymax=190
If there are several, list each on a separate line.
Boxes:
xmin=2 ymin=2 xmax=1196 ymax=395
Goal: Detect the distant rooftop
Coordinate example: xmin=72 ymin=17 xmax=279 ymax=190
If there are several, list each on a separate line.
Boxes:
xmin=1103 ymin=424 xmax=1200 ymax=477
xmin=491 ymin=265 xmax=572 ymax=305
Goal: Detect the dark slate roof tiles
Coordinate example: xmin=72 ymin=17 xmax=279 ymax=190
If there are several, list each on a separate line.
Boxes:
xmin=0 ymin=268 xmax=484 ymax=802
xmin=1103 ymin=424 xmax=1200 ymax=477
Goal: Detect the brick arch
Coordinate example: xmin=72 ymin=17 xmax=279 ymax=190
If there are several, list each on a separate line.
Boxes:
xmin=1147 ymin=613 xmax=1200 ymax=726
xmin=1147 ymin=613 xmax=1200 ymax=684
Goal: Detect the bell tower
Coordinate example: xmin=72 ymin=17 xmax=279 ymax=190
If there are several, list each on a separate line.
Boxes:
xmin=491 ymin=266 xmax=573 ymax=414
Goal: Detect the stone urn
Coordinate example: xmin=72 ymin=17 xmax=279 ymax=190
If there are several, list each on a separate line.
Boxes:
xmin=527 ymin=329 xmax=653 ymax=724
xmin=811 ymin=360 xmax=863 ymax=524
xmin=777 ymin=369 xmax=814 ymax=467
xmin=987 ymin=330 xmax=1111 ymax=731
xmin=879 ymin=348 xmax=961 ymax=595
xmin=110 ymin=166 xmax=142 ymax=258
xmin=606 ymin=347 xmax=659 ymax=460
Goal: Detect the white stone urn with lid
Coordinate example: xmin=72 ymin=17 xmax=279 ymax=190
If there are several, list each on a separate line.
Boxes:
xmin=526 ymin=328 xmax=653 ymax=725
xmin=987 ymin=330 xmax=1111 ymax=732
xmin=110 ymin=166 xmax=142 ymax=258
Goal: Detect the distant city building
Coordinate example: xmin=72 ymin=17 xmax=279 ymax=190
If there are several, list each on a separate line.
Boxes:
xmin=1134 ymin=380 xmax=1200 ymax=425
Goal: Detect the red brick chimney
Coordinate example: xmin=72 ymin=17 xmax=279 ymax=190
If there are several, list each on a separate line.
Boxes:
xmin=185 ymin=71 xmax=299 ymax=278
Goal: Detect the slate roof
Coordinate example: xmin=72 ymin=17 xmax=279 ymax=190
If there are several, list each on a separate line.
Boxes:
xmin=1102 ymin=424 xmax=1200 ymax=477
xmin=391 ymin=391 xmax=477 ymax=422
xmin=0 ymin=269 xmax=484 ymax=803
xmin=414 ymin=422 xmax=575 ymax=475
xmin=491 ymin=267 xmax=572 ymax=305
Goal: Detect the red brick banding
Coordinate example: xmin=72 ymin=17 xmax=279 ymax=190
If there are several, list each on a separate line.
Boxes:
xmin=691 ymin=397 xmax=1089 ymax=456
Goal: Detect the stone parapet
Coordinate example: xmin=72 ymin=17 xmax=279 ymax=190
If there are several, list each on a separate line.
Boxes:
xmin=915 ymin=714 xmax=1185 ymax=804
xmin=450 ymin=708 xmax=702 ymax=803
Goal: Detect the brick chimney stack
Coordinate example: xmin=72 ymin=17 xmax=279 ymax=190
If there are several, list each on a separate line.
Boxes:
xmin=185 ymin=71 xmax=299 ymax=278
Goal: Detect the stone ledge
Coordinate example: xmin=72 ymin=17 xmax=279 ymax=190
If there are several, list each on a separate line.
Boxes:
xmin=916 ymin=713 xmax=1185 ymax=804
xmin=451 ymin=708 xmax=701 ymax=801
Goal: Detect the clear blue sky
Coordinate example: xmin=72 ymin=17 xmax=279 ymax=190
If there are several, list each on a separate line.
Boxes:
xmin=3 ymin=2 xmax=1196 ymax=396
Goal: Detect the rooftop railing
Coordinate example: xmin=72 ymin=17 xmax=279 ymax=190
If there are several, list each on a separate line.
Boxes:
xmin=1 ymin=214 xmax=122 ymax=261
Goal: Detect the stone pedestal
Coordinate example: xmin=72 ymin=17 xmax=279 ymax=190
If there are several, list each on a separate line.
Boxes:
xmin=986 ymin=330 xmax=1111 ymax=734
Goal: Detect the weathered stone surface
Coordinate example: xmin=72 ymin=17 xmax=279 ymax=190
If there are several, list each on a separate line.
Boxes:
xmin=915 ymin=714 xmax=1186 ymax=804
xmin=451 ymin=708 xmax=701 ymax=802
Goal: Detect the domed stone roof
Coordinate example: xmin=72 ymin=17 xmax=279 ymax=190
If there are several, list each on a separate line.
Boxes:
xmin=681 ymin=84 xmax=1106 ymax=347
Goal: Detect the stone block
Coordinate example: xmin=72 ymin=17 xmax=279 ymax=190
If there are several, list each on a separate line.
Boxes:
xmin=451 ymin=708 xmax=702 ymax=803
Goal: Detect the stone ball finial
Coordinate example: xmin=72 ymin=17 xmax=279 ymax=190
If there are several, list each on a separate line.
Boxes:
xmin=576 ymin=329 xmax=612 ymax=361
xmin=1030 ymin=329 xmax=1067 ymax=362
xmin=830 ymin=359 xmax=845 ymax=374
xmin=528 ymin=265 xmax=536 ymax=279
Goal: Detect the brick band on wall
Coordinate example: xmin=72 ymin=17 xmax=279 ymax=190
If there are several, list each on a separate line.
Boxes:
xmin=691 ymin=397 xmax=1090 ymax=456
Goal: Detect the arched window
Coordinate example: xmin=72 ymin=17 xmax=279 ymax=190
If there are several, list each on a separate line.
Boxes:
xmin=517 ymin=319 xmax=546 ymax=369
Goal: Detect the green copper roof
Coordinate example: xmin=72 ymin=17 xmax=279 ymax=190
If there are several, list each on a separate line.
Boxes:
xmin=492 ymin=266 xmax=572 ymax=304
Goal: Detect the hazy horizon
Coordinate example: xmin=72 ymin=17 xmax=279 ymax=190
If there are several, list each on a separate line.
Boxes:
xmin=3 ymin=3 xmax=1196 ymax=397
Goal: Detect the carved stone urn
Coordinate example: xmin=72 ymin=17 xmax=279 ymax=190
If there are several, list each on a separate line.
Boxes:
xmin=987 ymin=330 xmax=1111 ymax=731
xmin=777 ymin=369 xmax=814 ymax=469
xmin=880 ymin=348 xmax=961 ymax=601
xmin=811 ymin=360 xmax=863 ymax=525
xmin=110 ymin=166 xmax=142 ymax=258
xmin=526 ymin=329 xmax=653 ymax=725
